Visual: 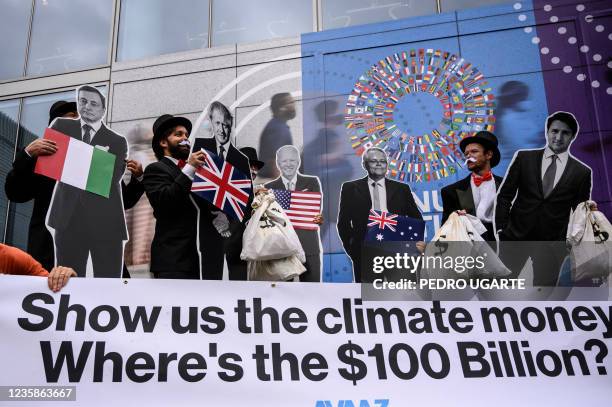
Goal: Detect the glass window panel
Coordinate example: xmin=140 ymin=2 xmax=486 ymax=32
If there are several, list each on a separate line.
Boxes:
xmin=5 ymin=87 xmax=107 ymax=251
xmin=441 ymin=0 xmax=512 ymax=13
xmin=0 ymin=99 xmax=20 ymax=243
xmin=26 ymin=0 xmax=113 ymax=76
xmin=0 ymin=0 xmax=31 ymax=80
xmin=212 ymin=0 xmax=313 ymax=46
xmin=117 ymin=0 xmax=209 ymax=62
xmin=322 ymin=0 xmax=437 ymax=30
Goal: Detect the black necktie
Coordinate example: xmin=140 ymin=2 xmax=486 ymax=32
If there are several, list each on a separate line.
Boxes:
xmin=542 ymin=154 xmax=557 ymax=197
xmin=82 ymin=124 xmax=93 ymax=144
xmin=218 ymin=145 xmax=225 ymax=159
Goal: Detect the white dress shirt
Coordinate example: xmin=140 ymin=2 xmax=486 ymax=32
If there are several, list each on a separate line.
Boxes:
xmin=470 ymin=175 xmax=496 ymax=223
xmin=541 ymin=147 xmax=569 ymax=189
xmin=216 ymin=141 xmax=229 ymax=160
xmin=281 ymin=175 xmax=298 ymax=191
xmin=80 ymin=119 xmax=102 ymax=142
xmin=165 ymin=156 xmax=196 ymax=180
xmin=368 ymin=177 xmax=388 ymax=213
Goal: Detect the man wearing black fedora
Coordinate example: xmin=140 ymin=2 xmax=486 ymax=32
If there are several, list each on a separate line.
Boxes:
xmin=143 ymin=114 xmax=206 ymax=279
xmin=440 ymin=130 xmax=503 ymax=241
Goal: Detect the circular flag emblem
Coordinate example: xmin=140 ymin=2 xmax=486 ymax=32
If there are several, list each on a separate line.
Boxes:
xmin=345 ymin=49 xmax=496 ymax=183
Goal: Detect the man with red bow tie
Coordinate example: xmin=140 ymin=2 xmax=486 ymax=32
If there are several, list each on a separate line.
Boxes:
xmin=440 ymin=131 xmax=502 ymax=241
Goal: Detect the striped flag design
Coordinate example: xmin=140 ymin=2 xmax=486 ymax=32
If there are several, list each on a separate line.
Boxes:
xmin=271 ymin=189 xmax=322 ymax=231
xmin=34 ymin=128 xmax=115 ymax=198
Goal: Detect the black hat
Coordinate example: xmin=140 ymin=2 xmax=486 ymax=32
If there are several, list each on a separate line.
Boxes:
xmin=239 ymin=147 xmax=265 ymax=169
xmin=459 ymin=131 xmax=501 ymax=168
xmin=152 ymin=114 xmax=192 ymax=159
xmin=48 ymin=100 xmax=77 ymax=124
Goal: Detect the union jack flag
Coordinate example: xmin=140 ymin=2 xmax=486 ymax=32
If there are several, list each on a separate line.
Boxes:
xmin=191 ymin=150 xmax=252 ymax=221
xmin=367 ymin=209 xmax=398 ymax=231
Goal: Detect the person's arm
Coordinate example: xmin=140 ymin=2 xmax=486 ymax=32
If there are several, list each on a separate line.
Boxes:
xmin=142 ymin=163 xmax=192 ymax=214
xmin=337 ymin=183 xmax=353 ymax=256
xmin=122 ymin=160 xmax=145 ymax=210
xmin=574 ymin=169 xmax=592 ymax=210
xmin=404 ymin=184 xmax=423 ymax=220
xmin=495 ymin=152 xmax=522 ymax=233
xmin=440 ymin=186 xmax=455 ymax=225
xmin=4 ymin=138 xmax=58 ymax=202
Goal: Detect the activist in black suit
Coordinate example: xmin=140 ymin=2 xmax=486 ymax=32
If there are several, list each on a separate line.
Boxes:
xmin=46 ymin=87 xmax=133 ymax=278
xmin=191 ymin=101 xmax=253 ymax=280
xmin=4 ymin=100 xmax=144 ymax=276
xmin=337 ymin=147 xmax=423 ymax=283
xmin=495 ymin=111 xmax=593 ymax=286
xmin=265 ymin=145 xmax=324 ymax=282
xmin=143 ymin=114 xmax=205 ymax=279
xmin=441 ymin=131 xmax=503 ymax=242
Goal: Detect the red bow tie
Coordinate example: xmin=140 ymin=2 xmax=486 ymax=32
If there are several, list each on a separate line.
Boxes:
xmin=177 ymin=159 xmax=187 ymax=169
xmin=472 ymin=171 xmax=492 ymax=187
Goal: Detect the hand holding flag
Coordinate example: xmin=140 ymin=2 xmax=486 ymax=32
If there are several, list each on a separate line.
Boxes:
xmin=34 ymin=128 xmax=116 ymax=198
xmin=191 ymin=149 xmax=252 ymax=221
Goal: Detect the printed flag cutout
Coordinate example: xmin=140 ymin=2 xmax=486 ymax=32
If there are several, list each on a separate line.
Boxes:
xmin=191 ymin=149 xmax=252 ymax=221
xmin=365 ymin=209 xmax=425 ymax=242
xmin=34 ymin=128 xmax=115 ymax=198
xmin=271 ymin=189 xmax=322 ymax=231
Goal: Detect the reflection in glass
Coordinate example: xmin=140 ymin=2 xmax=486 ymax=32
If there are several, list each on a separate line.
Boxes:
xmin=0 ymin=99 xmax=20 ymax=242
xmin=440 ymin=0 xmax=511 ymax=13
xmin=322 ymin=0 xmax=436 ymax=30
xmin=26 ymin=0 xmax=113 ymax=76
xmin=117 ymin=0 xmax=209 ymax=62
xmin=212 ymin=0 xmax=312 ymax=46
xmin=0 ymin=0 xmax=31 ymax=80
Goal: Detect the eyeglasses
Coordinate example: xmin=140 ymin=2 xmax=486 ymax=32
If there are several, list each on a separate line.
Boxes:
xmin=366 ymin=160 xmax=387 ymax=165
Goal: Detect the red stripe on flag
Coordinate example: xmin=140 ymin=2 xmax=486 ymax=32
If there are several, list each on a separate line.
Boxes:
xmin=34 ymin=128 xmax=70 ymax=181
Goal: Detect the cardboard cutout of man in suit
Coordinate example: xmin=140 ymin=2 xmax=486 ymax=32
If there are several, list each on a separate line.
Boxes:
xmin=441 ymin=131 xmax=503 ymax=241
xmin=495 ymin=111 xmax=593 ymax=286
xmin=45 ymin=86 xmax=131 ymax=277
xmin=337 ymin=147 xmax=423 ymax=283
xmin=191 ymin=101 xmax=253 ymax=280
xmin=5 ymin=99 xmax=144 ymax=276
xmin=143 ymin=114 xmax=205 ymax=279
xmin=265 ymin=145 xmax=324 ymax=282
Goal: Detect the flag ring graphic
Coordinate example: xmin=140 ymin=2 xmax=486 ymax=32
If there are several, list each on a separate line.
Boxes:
xmin=345 ymin=48 xmax=496 ymax=183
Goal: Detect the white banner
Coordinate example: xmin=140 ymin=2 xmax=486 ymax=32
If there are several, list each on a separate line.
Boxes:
xmin=1 ymin=276 xmax=611 ymax=406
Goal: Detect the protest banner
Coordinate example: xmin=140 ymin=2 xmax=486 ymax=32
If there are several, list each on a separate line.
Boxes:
xmin=0 ymin=276 xmax=610 ymax=406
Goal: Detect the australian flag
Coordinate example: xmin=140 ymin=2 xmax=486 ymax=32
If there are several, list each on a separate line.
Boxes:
xmin=191 ymin=149 xmax=252 ymax=221
xmin=365 ymin=209 xmax=425 ymax=243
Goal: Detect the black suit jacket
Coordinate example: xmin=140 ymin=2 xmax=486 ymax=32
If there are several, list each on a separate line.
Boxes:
xmin=495 ymin=149 xmax=592 ymax=241
xmin=337 ymin=176 xmax=422 ymax=260
xmin=265 ymin=173 xmax=322 ymax=256
xmin=142 ymin=157 xmax=200 ymax=274
xmin=47 ymin=118 xmax=128 ymax=239
xmin=440 ymin=174 xmax=503 ymax=224
xmin=5 ymin=143 xmax=143 ymax=271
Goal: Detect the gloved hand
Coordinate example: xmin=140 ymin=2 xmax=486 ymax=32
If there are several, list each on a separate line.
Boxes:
xmin=212 ymin=211 xmax=231 ymax=238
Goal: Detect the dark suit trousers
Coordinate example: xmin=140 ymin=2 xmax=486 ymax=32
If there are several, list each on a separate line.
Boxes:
xmin=301 ymin=254 xmax=321 ymax=282
xmin=200 ymin=220 xmax=247 ymax=281
xmin=54 ymin=209 xmax=123 ymax=278
xmin=499 ymin=237 xmax=567 ymax=286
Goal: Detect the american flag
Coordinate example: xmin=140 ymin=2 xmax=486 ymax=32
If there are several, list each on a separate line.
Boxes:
xmin=272 ymin=189 xmax=322 ymax=231
xmin=191 ymin=149 xmax=252 ymax=221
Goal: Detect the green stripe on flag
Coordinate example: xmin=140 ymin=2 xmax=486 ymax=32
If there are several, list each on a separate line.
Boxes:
xmin=85 ymin=148 xmax=116 ymax=198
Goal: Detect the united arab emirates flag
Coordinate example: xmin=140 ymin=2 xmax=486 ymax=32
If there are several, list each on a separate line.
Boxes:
xmin=34 ymin=128 xmax=116 ymax=198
